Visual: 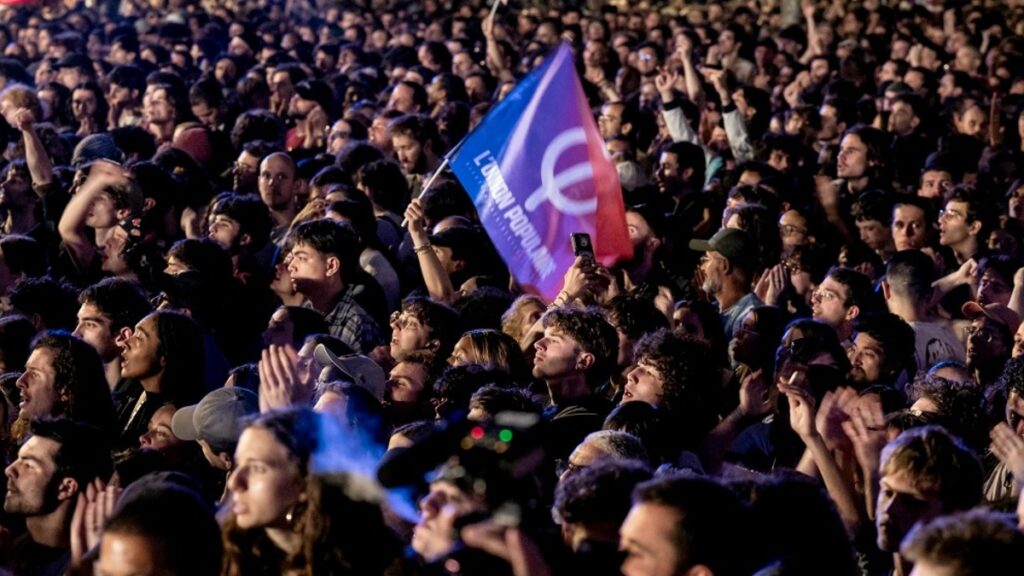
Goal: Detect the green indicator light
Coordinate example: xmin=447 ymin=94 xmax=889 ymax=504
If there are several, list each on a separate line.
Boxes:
xmin=499 ymin=429 xmax=513 ymax=442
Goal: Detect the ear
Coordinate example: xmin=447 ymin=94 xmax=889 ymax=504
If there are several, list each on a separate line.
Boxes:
xmin=683 ymin=565 xmax=715 ymax=576
xmin=450 ymin=258 xmax=466 ymax=273
xmin=239 ymin=233 xmax=252 ymax=248
xmin=142 ymin=197 xmax=156 ymax=212
xmin=682 ymin=167 xmax=694 ymax=182
xmin=967 ymin=219 xmax=983 ymax=237
xmin=325 ymin=255 xmax=341 ymax=277
xmin=115 ymin=207 xmax=133 ymax=221
xmin=881 ymin=279 xmax=891 ymax=301
xmin=646 ymin=236 xmax=662 ymax=252
xmin=845 ymin=304 xmax=860 ymax=322
xmin=425 ymin=338 xmax=441 ymax=352
xmin=622 ymin=121 xmax=634 ymax=135
xmin=576 ymin=351 xmax=595 ymax=371
xmin=57 ymin=477 xmax=79 ymax=502
xmin=910 ymin=115 xmax=920 ymax=129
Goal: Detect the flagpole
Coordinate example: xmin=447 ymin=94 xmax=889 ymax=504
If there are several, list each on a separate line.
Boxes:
xmin=401 ymin=157 xmax=449 ymax=227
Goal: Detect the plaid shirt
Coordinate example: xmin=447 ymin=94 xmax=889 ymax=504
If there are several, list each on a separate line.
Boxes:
xmin=308 ymin=286 xmax=382 ymax=354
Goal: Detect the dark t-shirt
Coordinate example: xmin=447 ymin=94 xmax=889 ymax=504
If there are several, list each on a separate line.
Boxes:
xmin=9 ymin=533 xmax=69 ymax=576
xmin=543 ymin=394 xmax=612 ymax=462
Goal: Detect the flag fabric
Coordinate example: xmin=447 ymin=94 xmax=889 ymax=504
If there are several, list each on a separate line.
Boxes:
xmin=448 ymin=43 xmax=631 ymax=301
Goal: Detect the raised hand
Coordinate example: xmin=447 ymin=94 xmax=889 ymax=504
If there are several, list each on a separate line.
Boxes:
xmin=738 ymin=368 xmax=773 ymax=419
xmin=991 ymin=422 xmax=1024 ymax=480
xmin=780 ymin=372 xmax=817 ymax=440
xmin=841 ymin=397 xmax=887 ymax=474
xmin=655 ymin=67 xmax=680 ymax=101
xmin=258 ymin=344 xmax=311 ymax=412
xmin=403 ymin=197 xmax=428 ymax=238
xmin=815 ymin=389 xmax=851 ymax=450
xmin=13 ymin=107 xmax=35 ymax=132
xmin=70 ymin=479 xmax=122 ymax=566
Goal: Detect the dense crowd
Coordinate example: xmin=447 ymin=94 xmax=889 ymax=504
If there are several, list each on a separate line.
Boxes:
xmin=0 ymin=0 xmax=1024 ymax=574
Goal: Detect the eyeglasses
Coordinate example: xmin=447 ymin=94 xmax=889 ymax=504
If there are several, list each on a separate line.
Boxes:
xmin=328 ymin=130 xmax=351 ymax=141
xmin=965 ymin=325 xmax=998 ymax=343
xmin=783 ymin=260 xmax=805 ymax=274
xmin=555 ymin=459 xmax=585 ymax=477
xmin=938 ymin=208 xmax=966 ymax=221
xmin=811 ymin=288 xmax=842 ymax=303
xmin=780 ymin=224 xmax=807 ymax=237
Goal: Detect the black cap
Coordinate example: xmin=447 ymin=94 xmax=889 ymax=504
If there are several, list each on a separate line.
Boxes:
xmin=56 ymin=53 xmax=93 ymax=70
xmin=294 ymin=80 xmax=334 ymax=112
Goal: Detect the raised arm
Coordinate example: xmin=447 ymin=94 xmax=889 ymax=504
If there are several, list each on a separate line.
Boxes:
xmin=707 ymin=68 xmax=754 ymax=164
xmin=58 ymin=161 xmax=126 ymax=271
xmin=781 ymin=378 xmax=865 ymax=535
xmin=404 ymin=197 xmax=456 ymax=304
xmin=675 ymin=35 xmax=704 ymax=107
xmin=656 ymin=68 xmax=699 ymax=145
xmin=14 ymin=108 xmax=54 ymax=189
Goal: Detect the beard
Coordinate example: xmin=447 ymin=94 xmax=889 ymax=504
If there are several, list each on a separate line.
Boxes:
xmin=702 ymin=273 xmax=722 ymax=296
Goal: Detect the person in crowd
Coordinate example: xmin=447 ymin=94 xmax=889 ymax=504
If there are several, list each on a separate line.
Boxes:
xmin=2 ymin=2 xmax=1024 ymax=573
xmin=4 ymin=418 xmax=112 ymax=576
xmin=73 ymin=277 xmax=153 ymax=390
xmin=113 ymin=310 xmax=206 ymax=450
xmin=15 ymin=331 xmax=116 ymax=439
xmin=223 ymin=408 xmax=401 ymax=574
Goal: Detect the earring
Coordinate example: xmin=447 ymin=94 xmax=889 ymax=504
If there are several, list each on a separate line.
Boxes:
xmin=285 ymin=509 xmax=295 ymax=525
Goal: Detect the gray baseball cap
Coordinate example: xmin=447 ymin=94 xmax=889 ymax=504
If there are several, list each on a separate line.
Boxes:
xmin=313 ymin=344 xmax=386 ymax=401
xmin=171 ymin=387 xmax=259 ymax=455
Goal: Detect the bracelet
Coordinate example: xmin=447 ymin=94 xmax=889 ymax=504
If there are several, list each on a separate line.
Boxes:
xmin=413 ymin=243 xmax=433 ymax=253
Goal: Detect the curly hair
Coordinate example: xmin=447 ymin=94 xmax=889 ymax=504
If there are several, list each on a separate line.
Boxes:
xmin=26 ymin=331 xmax=116 ymax=436
xmin=400 ymin=296 xmax=462 ymax=359
xmin=553 ymin=459 xmax=652 ymax=528
xmin=222 ymin=408 xmax=401 ymax=576
xmin=541 ymin=306 xmax=618 ymax=388
xmin=633 ymin=329 xmax=716 ymax=430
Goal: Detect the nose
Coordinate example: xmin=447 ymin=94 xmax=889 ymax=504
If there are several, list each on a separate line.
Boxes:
xmin=227 ymin=467 xmax=245 ymax=492
xmin=419 ymin=491 xmax=442 ymax=517
xmin=5 ymin=462 xmax=15 ymax=481
xmin=15 ymin=373 xmax=27 ymax=391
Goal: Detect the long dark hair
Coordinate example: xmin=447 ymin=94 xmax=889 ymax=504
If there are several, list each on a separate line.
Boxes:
xmin=152 ymin=310 xmax=206 ymax=404
xmin=221 ymin=408 xmax=401 ymax=576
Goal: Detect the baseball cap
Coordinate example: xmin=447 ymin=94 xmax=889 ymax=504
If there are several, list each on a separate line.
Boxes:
xmin=294 ymin=80 xmax=334 ymax=112
xmin=313 ymin=344 xmax=386 ymax=400
xmin=171 ymin=387 xmax=259 ymax=455
xmin=961 ymin=301 xmax=1021 ymax=335
xmin=689 ymin=227 xmax=756 ymax=268
xmin=56 ymin=53 xmax=93 ymax=70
